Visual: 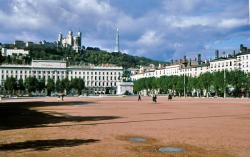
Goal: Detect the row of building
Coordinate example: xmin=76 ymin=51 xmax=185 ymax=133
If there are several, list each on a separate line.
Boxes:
xmin=131 ymin=47 xmax=250 ymax=81
xmin=0 ymin=60 xmax=127 ymax=94
xmin=1 ymin=48 xmax=29 ymax=56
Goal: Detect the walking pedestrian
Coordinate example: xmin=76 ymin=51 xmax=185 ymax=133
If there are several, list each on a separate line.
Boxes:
xmin=168 ymin=93 xmax=172 ymax=101
xmin=61 ymin=94 xmax=64 ymax=101
xmin=152 ymin=94 xmax=157 ymax=103
xmin=154 ymin=94 xmax=157 ymax=103
xmin=138 ymin=94 xmax=141 ymax=101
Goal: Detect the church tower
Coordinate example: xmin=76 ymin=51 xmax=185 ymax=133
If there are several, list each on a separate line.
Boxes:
xmin=57 ymin=33 xmax=63 ymax=45
xmin=67 ymin=31 xmax=73 ymax=46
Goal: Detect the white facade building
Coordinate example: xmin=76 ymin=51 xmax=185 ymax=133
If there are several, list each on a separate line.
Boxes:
xmin=180 ymin=65 xmax=209 ymax=77
xmin=1 ymin=48 xmax=29 ymax=56
xmin=0 ymin=60 xmax=123 ymax=94
xmin=237 ymin=53 xmax=250 ymax=73
xmin=209 ymin=58 xmax=236 ymax=72
xmin=131 ymin=52 xmax=250 ymax=81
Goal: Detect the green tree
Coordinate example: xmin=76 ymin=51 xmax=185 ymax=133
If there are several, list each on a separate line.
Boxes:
xmin=17 ymin=79 xmax=25 ymax=95
xmin=55 ymin=79 xmax=62 ymax=93
xmin=46 ymin=78 xmax=55 ymax=96
xmin=227 ymin=70 xmax=248 ymax=97
xmin=4 ymin=77 xmax=17 ymax=95
xmin=38 ymin=79 xmax=45 ymax=93
xmin=61 ymin=78 xmax=71 ymax=94
xmin=199 ymin=73 xmax=213 ymax=97
xmin=25 ymin=77 xmax=38 ymax=95
xmin=71 ymin=78 xmax=85 ymax=95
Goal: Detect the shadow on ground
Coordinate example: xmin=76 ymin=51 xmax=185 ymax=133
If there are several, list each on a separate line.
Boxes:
xmin=0 ymin=101 xmax=121 ymax=130
xmin=0 ymin=139 xmax=100 ymax=151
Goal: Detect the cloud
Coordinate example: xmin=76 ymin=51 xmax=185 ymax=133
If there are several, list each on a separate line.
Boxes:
xmin=0 ymin=0 xmax=249 ymax=61
xmin=218 ymin=18 xmax=248 ymax=28
xmin=136 ymin=31 xmax=164 ymax=47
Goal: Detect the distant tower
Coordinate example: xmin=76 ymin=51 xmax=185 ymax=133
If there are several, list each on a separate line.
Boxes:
xmin=197 ymin=54 xmax=202 ymax=65
xmin=115 ymin=28 xmax=120 ymax=52
xmin=73 ymin=32 xmax=82 ymax=52
xmin=57 ymin=33 xmax=63 ymax=45
xmin=215 ymin=50 xmax=219 ymax=59
xmin=249 ymin=0 xmax=250 ymax=25
xmin=67 ymin=31 xmax=73 ymax=46
xmin=77 ymin=32 xmax=82 ymax=47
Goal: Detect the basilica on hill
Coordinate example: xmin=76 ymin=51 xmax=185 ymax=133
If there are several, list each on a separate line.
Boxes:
xmin=57 ymin=31 xmax=82 ymax=52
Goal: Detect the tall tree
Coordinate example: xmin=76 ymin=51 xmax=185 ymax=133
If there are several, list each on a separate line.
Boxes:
xmin=4 ymin=77 xmax=17 ymax=95
xmin=71 ymin=78 xmax=85 ymax=95
xmin=61 ymin=78 xmax=71 ymax=94
xmin=38 ymin=79 xmax=46 ymax=93
xmin=25 ymin=77 xmax=38 ymax=95
xmin=55 ymin=79 xmax=62 ymax=93
xmin=18 ymin=79 xmax=25 ymax=95
xmin=46 ymin=78 xmax=55 ymax=96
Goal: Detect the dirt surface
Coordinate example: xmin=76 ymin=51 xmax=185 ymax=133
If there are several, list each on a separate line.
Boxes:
xmin=0 ymin=96 xmax=250 ymax=157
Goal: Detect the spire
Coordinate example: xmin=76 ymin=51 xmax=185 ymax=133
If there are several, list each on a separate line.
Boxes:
xmin=115 ymin=28 xmax=120 ymax=52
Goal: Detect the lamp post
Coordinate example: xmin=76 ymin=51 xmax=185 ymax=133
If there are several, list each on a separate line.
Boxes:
xmin=184 ymin=69 xmax=186 ymax=98
xmin=224 ymin=68 xmax=226 ymax=98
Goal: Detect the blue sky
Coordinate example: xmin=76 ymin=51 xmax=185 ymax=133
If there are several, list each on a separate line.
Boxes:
xmin=0 ymin=0 xmax=249 ymax=61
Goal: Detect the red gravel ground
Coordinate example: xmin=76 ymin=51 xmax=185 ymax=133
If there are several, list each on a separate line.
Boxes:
xmin=0 ymin=96 xmax=250 ymax=157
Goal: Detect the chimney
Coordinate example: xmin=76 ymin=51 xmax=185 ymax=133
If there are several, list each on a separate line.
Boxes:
xmin=171 ymin=59 xmax=174 ymax=64
xmin=198 ymin=54 xmax=202 ymax=65
xmin=215 ymin=50 xmax=219 ymax=59
xmin=189 ymin=58 xmax=192 ymax=66
xmin=222 ymin=51 xmax=226 ymax=58
xmin=184 ymin=56 xmax=187 ymax=61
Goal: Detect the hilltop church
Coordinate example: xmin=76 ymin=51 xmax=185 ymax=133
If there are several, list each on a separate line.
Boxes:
xmin=57 ymin=31 xmax=82 ymax=52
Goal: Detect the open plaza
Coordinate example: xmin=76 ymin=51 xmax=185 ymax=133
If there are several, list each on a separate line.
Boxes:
xmin=0 ymin=96 xmax=250 ymax=157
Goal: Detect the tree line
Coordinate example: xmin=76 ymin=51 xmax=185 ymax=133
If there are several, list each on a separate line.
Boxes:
xmin=3 ymin=77 xmax=85 ymax=96
xmin=134 ymin=70 xmax=250 ymax=97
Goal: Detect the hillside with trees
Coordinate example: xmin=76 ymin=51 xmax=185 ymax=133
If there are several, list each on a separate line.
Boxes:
xmin=0 ymin=44 xmax=165 ymax=68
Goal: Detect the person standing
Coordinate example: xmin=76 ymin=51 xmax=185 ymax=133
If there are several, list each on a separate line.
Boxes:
xmin=154 ymin=94 xmax=157 ymax=103
xmin=61 ymin=94 xmax=64 ymax=101
xmin=168 ymin=93 xmax=172 ymax=101
xmin=152 ymin=94 xmax=157 ymax=103
xmin=138 ymin=94 xmax=141 ymax=101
